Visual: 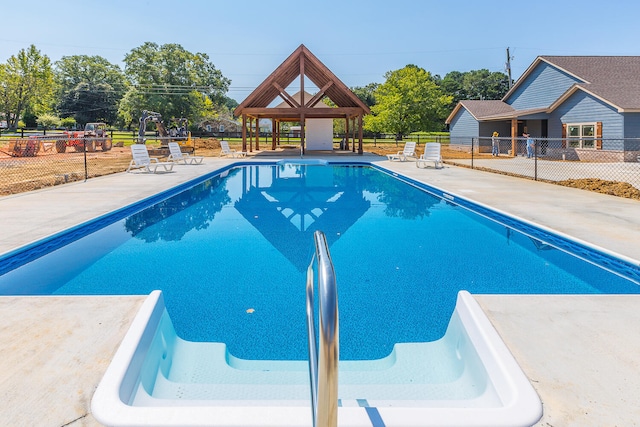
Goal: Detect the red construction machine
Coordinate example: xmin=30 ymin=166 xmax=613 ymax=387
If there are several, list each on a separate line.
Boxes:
xmin=56 ymin=122 xmax=113 ymax=153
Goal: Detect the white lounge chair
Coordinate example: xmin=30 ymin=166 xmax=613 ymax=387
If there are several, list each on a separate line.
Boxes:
xmin=387 ymin=141 xmax=417 ymax=161
xmin=416 ymin=142 xmax=443 ymax=169
xmin=219 ymin=140 xmax=246 ymax=158
xmin=126 ymin=144 xmax=175 ymax=173
xmin=167 ymin=142 xmax=204 ymax=164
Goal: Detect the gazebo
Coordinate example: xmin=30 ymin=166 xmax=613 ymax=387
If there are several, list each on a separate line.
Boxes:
xmin=233 ymin=44 xmax=371 ymax=154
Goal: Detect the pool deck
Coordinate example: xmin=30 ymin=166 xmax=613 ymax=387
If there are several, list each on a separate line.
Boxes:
xmin=1 ymin=153 xmax=639 ymax=426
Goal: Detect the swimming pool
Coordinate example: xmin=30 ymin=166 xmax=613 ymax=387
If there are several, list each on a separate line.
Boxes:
xmin=2 ymin=162 xmax=639 ymax=426
xmin=1 ymin=163 xmax=637 ymax=360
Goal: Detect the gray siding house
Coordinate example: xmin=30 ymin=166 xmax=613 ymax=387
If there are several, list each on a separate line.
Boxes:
xmin=446 ymin=56 xmax=640 ymax=161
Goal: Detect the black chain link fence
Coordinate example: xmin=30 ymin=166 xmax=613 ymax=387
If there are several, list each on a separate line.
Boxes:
xmin=445 ymin=137 xmax=640 ymax=194
xmin=3 ymin=133 xmax=639 ymax=198
xmin=0 ymin=135 xmax=132 ymax=195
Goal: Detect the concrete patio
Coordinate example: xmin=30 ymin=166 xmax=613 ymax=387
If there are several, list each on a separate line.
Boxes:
xmin=0 ymin=153 xmax=638 ymax=426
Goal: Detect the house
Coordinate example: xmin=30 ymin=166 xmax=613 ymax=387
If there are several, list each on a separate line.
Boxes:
xmin=446 ymin=56 xmax=640 ymax=161
xmin=198 ymin=117 xmax=242 ymax=134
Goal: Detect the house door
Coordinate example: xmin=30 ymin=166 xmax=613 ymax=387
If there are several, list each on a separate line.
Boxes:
xmin=517 ymin=121 xmax=526 ymax=137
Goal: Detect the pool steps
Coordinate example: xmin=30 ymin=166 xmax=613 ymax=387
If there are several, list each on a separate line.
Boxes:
xmin=136 ymin=339 xmax=499 ymax=405
xmin=92 ymin=290 xmax=543 ymax=426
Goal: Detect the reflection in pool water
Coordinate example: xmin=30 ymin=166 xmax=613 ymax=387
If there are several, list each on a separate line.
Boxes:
xmin=0 ymin=164 xmax=638 ymax=361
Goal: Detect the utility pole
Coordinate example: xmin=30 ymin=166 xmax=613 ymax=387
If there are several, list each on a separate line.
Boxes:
xmin=506 ymin=47 xmax=513 ymax=89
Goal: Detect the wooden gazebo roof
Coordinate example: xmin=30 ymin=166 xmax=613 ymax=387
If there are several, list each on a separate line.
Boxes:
xmin=233 ymin=44 xmax=370 ymax=153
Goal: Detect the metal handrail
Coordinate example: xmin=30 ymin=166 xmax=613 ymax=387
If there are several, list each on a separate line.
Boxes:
xmin=306 ymin=230 xmax=339 ymax=427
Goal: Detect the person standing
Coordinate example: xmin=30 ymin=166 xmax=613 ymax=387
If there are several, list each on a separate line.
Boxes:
xmin=525 ymin=133 xmax=535 ymax=158
xmin=491 ymin=131 xmax=500 ymax=156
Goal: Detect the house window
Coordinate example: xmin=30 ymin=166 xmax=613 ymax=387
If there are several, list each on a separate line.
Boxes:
xmin=567 ymin=123 xmax=596 ymax=149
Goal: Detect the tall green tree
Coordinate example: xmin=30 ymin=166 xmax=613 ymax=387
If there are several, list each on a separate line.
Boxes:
xmin=54 ymin=55 xmax=128 ymax=125
xmin=440 ymin=71 xmax=466 ymax=104
xmin=462 ymin=69 xmax=510 ymax=100
xmin=441 ymin=69 xmax=510 ymax=105
xmin=351 ymin=83 xmax=379 ymax=108
xmin=365 ymin=65 xmax=452 ymax=137
xmin=119 ymin=42 xmax=230 ymax=127
xmin=0 ymin=45 xmax=54 ymax=130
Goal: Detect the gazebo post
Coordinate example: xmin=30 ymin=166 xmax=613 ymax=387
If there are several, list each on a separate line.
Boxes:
xmin=300 ymin=113 xmax=306 ymax=154
xmin=249 ymin=117 xmax=253 ymax=152
xmin=351 ymin=117 xmax=356 ymax=153
xmin=255 ymin=116 xmax=260 ymax=151
xmin=242 ymin=114 xmax=247 ymax=152
xmin=358 ymin=114 xmax=363 ymax=154
xmin=344 ymin=117 xmax=350 ymax=150
xmin=272 ymin=118 xmax=276 ymax=150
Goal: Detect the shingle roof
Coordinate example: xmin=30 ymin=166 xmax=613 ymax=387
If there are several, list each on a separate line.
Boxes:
xmin=446 ymin=100 xmax=515 ymax=123
xmin=459 ymin=100 xmax=514 ymax=119
xmin=539 ymin=56 xmax=640 ymax=110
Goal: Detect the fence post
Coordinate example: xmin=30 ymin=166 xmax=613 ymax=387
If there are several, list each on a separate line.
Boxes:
xmin=84 ymin=138 xmax=88 ymax=181
xmin=534 ymin=141 xmax=538 ymax=180
xmin=471 ymin=138 xmax=475 ymax=169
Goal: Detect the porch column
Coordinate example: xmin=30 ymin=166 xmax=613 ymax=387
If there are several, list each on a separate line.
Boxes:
xmin=511 ymin=119 xmax=517 ymax=157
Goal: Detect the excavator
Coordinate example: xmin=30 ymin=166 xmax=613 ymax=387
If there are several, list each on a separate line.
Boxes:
xmin=137 ymin=110 xmax=194 ymax=154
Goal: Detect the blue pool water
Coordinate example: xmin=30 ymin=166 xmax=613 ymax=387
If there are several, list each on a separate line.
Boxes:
xmin=0 ymin=163 xmax=638 ymax=361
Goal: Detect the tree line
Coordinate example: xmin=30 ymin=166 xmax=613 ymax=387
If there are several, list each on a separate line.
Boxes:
xmin=0 ymin=43 xmax=510 ymax=137
xmin=0 ymin=43 xmax=235 ymax=132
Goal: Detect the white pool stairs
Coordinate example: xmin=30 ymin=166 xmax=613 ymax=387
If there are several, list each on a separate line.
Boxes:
xmin=134 ymin=340 xmax=499 ymax=407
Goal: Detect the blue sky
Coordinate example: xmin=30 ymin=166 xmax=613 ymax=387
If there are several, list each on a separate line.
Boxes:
xmin=1 ymin=0 xmax=638 ymax=102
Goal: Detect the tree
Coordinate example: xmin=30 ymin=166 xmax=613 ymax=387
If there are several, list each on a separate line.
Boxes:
xmin=440 ymin=71 xmax=466 ymax=105
xmin=365 ymin=65 xmax=452 ymax=137
xmin=119 ymin=42 xmax=231 ymax=127
xmin=36 ymin=113 xmax=61 ymax=129
xmin=58 ymin=82 xmax=121 ymax=125
xmin=351 ymin=83 xmax=379 ymax=108
xmin=54 ymin=55 xmax=128 ymax=125
xmin=440 ymin=69 xmax=510 ymax=105
xmin=60 ymin=116 xmax=76 ymax=129
xmin=462 ymin=69 xmax=510 ymax=100
xmin=0 ymin=45 xmax=54 ymax=130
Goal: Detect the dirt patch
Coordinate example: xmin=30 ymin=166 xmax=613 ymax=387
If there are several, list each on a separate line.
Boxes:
xmin=556 ymin=178 xmax=640 ymax=200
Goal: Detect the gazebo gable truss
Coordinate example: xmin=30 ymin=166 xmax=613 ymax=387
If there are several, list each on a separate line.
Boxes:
xmin=234 ymin=44 xmax=371 ymax=120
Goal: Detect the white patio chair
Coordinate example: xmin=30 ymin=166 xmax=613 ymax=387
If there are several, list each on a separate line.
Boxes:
xmin=219 ymin=140 xmax=247 ymax=158
xmin=416 ymin=142 xmax=443 ymax=169
xmin=167 ymin=142 xmax=204 ymax=164
xmin=126 ymin=144 xmax=175 ymax=173
xmin=387 ymin=141 xmax=417 ymax=161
